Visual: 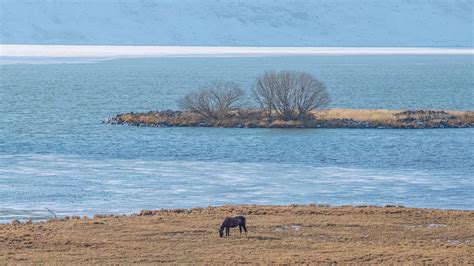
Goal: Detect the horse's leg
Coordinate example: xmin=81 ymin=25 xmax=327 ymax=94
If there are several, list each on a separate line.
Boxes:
xmin=239 ymin=225 xmax=242 ymax=235
xmin=226 ymin=227 xmax=229 ymax=236
xmin=243 ymin=224 xmax=247 ymax=236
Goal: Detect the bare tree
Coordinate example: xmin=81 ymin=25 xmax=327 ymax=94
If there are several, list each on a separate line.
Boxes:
xmin=253 ymin=72 xmax=276 ymax=119
xmin=178 ymin=81 xmax=244 ymax=120
xmin=253 ymin=71 xmax=330 ymax=120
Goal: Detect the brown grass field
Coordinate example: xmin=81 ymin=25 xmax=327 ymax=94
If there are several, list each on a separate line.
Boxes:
xmin=1 ymin=205 xmax=473 ymax=264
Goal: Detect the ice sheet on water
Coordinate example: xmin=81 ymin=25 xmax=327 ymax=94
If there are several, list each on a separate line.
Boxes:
xmin=0 ymin=154 xmax=473 ymax=222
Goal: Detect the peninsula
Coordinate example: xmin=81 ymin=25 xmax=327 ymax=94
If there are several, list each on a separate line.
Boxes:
xmin=106 ymin=108 xmax=474 ymax=129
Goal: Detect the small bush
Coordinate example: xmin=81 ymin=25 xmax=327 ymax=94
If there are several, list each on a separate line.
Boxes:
xmin=178 ymin=81 xmax=244 ymax=120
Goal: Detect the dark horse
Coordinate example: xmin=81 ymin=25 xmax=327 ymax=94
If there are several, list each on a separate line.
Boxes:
xmin=219 ymin=216 xmax=247 ymax=237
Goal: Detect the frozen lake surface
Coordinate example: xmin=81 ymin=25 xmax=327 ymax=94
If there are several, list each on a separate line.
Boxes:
xmin=0 ymin=55 xmax=473 ymax=222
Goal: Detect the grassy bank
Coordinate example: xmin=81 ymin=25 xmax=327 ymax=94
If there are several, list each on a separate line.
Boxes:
xmin=106 ymin=108 xmax=474 ymax=129
xmin=1 ymin=205 xmax=473 ymax=263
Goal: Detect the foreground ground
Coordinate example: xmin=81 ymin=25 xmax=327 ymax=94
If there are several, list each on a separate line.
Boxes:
xmin=1 ymin=205 xmax=473 ymax=264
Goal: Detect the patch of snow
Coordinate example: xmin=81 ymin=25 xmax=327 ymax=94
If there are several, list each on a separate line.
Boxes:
xmin=1 ymin=45 xmax=472 ymax=59
xmin=428 ymin=223 xmax=448 ymax=228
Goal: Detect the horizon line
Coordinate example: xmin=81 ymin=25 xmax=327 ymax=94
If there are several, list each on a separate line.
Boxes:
xmin=1 ymin=45 xmax=473 ymax=58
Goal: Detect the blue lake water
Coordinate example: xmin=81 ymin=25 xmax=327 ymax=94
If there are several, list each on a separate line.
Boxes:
xmin=0 ymin=55 xmax=473 ymax=222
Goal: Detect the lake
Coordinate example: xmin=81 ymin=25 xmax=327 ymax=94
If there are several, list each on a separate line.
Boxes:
xmin=0 ymin=55 xmax=473 ymax=222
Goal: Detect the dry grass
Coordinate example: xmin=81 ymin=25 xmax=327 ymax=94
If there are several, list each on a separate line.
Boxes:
xmin=313 ymin=108 xmax=402 ymax=123
xmin=451 ymin=111 xmax=474 ymax=124
xmin=1 ymin=205 xmax=473 ymax=264
xmin=314 ymin=108 xmax=474 ymax=124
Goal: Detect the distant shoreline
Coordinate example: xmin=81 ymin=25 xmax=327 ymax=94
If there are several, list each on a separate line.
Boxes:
xmin=1 ymin=45 xmax=473 ymax=58
xmin=106 ymin=108 xmax=474 ymax=129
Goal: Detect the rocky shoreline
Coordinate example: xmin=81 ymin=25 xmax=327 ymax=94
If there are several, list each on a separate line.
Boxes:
xmin=105 ymin=109 xmax=474 ymax=129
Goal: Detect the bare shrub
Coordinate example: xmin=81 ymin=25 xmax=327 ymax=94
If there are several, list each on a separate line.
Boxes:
xmin=253 ymin=71 xmax=330 ymax=120
xmin=178 ymin=81 xmax=244 ymax=120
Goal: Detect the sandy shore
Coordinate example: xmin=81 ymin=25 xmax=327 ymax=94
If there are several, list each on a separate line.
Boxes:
xmin=1 ymin=205 xmax=473 ymax=264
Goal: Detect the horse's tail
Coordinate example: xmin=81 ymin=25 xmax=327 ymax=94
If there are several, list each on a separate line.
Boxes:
xmin=238 ymin=216 xmax=247 ymax=234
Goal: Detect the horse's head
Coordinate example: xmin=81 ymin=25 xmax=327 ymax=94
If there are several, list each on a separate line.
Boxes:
xmin=218 ymin=229 xmax=224 ymax=237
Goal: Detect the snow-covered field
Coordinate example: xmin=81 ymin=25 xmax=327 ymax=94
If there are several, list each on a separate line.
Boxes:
xmin=1 ymin=0 xmax=472 ymax=47
xmin=1 ymin=45 xmax=473 ymax=58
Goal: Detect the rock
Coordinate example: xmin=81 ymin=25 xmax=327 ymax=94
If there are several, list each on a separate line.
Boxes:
xmin=138 ymin=210 xmax=155 ymax=216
